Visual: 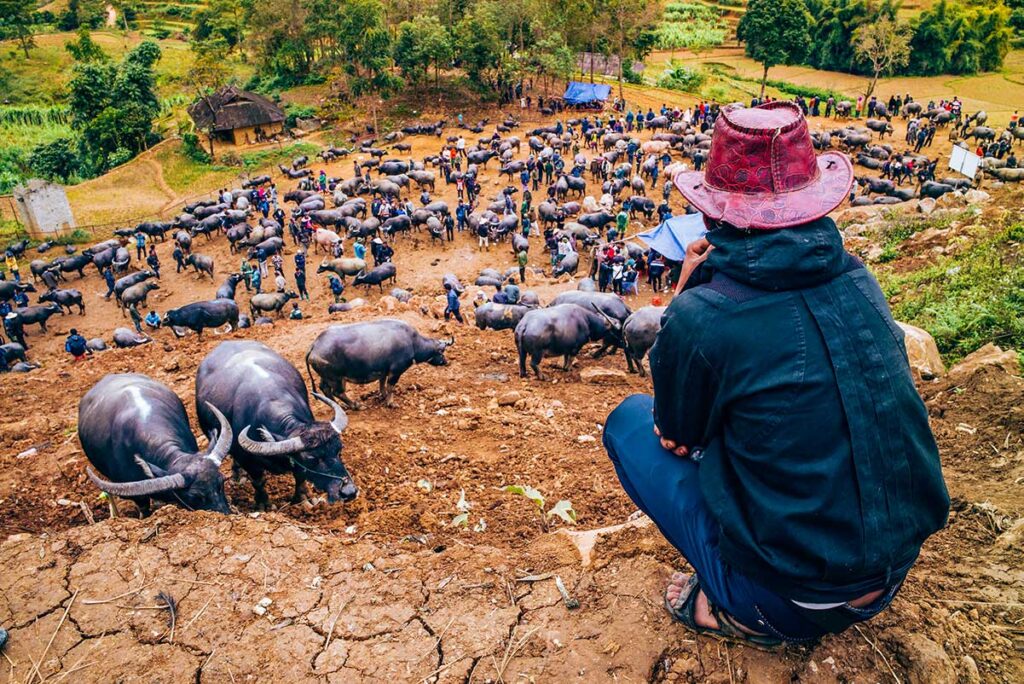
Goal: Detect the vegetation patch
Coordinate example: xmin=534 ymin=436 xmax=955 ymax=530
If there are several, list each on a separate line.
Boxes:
xmin=876 ymin=216 xmax=1024 ymax=363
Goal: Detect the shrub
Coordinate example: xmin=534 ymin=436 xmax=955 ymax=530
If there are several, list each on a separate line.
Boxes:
xmin=656 ymin=63 xmax=707 ymax=92
xmin=182 ymin=132 xmax=211 ymax=164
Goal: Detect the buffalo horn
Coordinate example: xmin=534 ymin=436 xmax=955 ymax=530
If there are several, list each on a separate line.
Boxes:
xmin=312 ymin=392 xmax=348 ymax=433
xmin=238 ymin=425 xmax=304 ymax=456
xmin=204 ymin=402 xmax=233 ymax=466
xmin=87 ymin=467 xmax=186 ymax=497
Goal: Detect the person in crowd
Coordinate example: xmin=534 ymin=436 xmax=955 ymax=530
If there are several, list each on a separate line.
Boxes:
xmin=145 ymin=310 xmax=161 ymax=330
xmin=602 ymin=102 xmax=949 ymax=648
xmin=4 ymin=312 xmax=26 ymax=350
xmin=65 ymin=328 xmax=90 ymax=361
xmin=444 ymin=282 xmax=464 ymax=323
xmin=289 ymin=302 xmax=303 ymax=320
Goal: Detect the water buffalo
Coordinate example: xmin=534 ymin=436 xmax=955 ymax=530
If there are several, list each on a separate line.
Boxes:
xmin=988 ymin=167 xmax=1024 ymax=182
xmin=353 ymin=263 xmax=397 ymax=292
xmin=474 ymin=302 xmax=531 ymax=331
xmin=196 ymin=341 xmax=356 ymax=508
xmin=514 ymin=304 xmax=623 ymax=380
xmin=250 ymin=291 xmax=299 ymax=318
xmin=39 ymin=288 xmax=85 ymax=314
xmin=856 ymin=177 xmax=895 ymax=195
xmin=16 ymin=303 xmax=62 ymax=332
xmin=622 ymin=306 xmax=666 ymax=376
xmin=57 ymin=254 xmax=92 ymax=278
xmin=306 ymin=319 xmax=452 ymax=408
xmin=550 ymin=291 xmax=632 ymax=325
xmin=175 ymin=230 xmax=193 ymax=254
xmin=78 ymin=374 xmax=232 ymax=514
xmin=185 ymin=253 xmax=215 ymax=279
xmin=317 ymin=257 xmax=367 ymax=281
xmin=552 ymin=252 xmax=579 ymax=277
xmin=216 ymin=273 xmax=244 ymax=300
xmin=86 ymin=338 xmax=106 ymax=352
xmin=1 ymin=343 xmax=27 ymax=364
xmin=113 ymin=270 xmax=156 ymax=303
xmin=578 ymin=211 xmax=615 ymax=230
xmin=121 ymin=281 xmax=160 ymax=312
xmin=965 ymin=126 xmax=996 ymax=142
xmin=164 ymin=300 xmax=240 ymax=338
xmin=865 ymin=119 xmax=893 ymax=138
xmin=243 ymin=175 xmax=271 ymax=188
xmin=0 ymin=281 xmax=36 ymax=303
xmin=113 ymin=328 xmax=151 ymax=347
xmin=919 ymin=181 xmax=956 ymax=199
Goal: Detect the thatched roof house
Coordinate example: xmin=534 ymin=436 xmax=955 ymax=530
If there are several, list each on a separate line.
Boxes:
xmin=188 ymin=86 xmax=285 ymax=146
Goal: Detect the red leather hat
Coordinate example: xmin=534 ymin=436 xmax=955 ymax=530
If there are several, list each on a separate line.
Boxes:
xmin=673 ymin=102 xmax=853 ymax=230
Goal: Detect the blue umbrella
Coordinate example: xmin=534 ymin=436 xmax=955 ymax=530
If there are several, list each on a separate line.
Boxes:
xmin=635 ymin=213 xmax=706 ymax=262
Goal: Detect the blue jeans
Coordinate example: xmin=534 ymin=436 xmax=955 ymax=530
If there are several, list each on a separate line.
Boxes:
xmin=603 ymin=394 xmax=900 ymax=642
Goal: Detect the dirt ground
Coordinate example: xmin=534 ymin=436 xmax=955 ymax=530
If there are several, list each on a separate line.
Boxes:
xmin=1 ymin=108 xmax=1023 ymax=682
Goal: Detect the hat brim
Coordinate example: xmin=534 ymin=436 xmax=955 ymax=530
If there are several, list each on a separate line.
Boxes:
xmin=673 ymin=152 xmax=854 ymax=230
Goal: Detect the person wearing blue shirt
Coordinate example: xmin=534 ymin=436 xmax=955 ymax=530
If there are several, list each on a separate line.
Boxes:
xmin=443 ymin=282 xmax=463 ymax=323
xmin=144 ymin=310 xmax=161 ymax=329
xmin=353 ymin=239 xmax=366 ymax=261
xmin=65 ymin=328 xmax=90 ymax=361
xmin=329 ymin=275 xmax=345 ymax=303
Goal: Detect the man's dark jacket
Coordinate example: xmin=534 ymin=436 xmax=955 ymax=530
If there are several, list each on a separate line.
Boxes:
xmin=649 ymin=217 xmax=950 ymax=602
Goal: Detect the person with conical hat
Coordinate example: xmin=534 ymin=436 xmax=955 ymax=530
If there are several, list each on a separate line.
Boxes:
xmin=602 ymin=102 xmax=949 ymax=647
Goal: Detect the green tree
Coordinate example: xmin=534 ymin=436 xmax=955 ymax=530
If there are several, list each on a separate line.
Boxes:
xmin=193 ymin=0 xmax=246 ymax=51
xmin=65 ymin=28 xmax=109 ymax=62
xmin=603 ymin=0 xmax=662 ymax=99
xmin=0 ymin=0 xmax=38 ymax=57
xmin=29 ymin=138 xmax=81 ymax=182
xmin=852 ymin=15 xmax=911 ymax=102
xmin=737 ymin=0 xmax=812 ymax=99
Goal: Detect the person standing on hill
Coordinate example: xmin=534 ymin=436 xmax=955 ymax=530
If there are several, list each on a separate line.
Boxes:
xmin=603 ymin=102 xmax=949 ymax=648
xmin=134 ymin=231 xmax=147 ymax=261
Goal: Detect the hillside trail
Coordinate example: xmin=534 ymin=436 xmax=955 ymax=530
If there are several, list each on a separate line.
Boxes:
xmin=1 ymin=108 xmax=1022 ymax=682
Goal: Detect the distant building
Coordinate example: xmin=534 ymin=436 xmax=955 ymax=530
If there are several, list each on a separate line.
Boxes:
xmin=13 ymin=180 xmax=76 ymax=239
xmin=187 ymin=86 xmax=286 ymax=146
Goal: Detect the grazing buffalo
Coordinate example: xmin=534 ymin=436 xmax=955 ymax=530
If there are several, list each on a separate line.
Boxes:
xmin=164 ymin=300 xmax=240 ymax=338
xmin=622 ymin=306 xmax=666 ymax=376
xmin=78 ymin=374 xmax=232 ymax=514
xmin=514 ymin=304 xmax=623 ymax=380
xmin=306 ymin=319 xmax=452 ymax=408
xmin=196 ymin=341 xmax=357 ymax=509
xmin=113 ymin=270 xmax=156 ymax=303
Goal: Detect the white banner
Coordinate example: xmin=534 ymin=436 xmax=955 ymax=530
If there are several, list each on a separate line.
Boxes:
xmin=949 ymin=144 xmax=981 ymax=179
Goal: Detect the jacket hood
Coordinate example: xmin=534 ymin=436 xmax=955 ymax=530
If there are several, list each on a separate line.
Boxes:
xmin=705 ymin=217 xmax=847 ymax=291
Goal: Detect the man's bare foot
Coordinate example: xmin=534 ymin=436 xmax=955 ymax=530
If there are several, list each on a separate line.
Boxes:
xmin=666 ymin=572 xmax=719 ymax=629
xmin=666 ymin=573 xmax=768 ymax=636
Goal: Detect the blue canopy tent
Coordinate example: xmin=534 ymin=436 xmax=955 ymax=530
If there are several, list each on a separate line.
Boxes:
xmin=562 ymin=81 xmax=612 ymax=105
xmin=635 ymin=213 xmax=706 ymax=262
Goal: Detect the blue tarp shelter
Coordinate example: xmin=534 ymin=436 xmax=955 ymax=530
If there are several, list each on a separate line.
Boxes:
xmin=562 ymin=81 xmax=612 ymax=105
xmin=635 ymin=213 xmax=706 ymax=262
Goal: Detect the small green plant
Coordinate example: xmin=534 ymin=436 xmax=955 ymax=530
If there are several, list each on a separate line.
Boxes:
xmin=502 ymin=484 xmax=577 ymax=530
xmin=657 ymin=62 xmax=707 ymax=93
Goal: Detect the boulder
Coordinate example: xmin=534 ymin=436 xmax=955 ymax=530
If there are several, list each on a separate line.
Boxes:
xmin=892 ymin=633 xmax=956 ymax=684
xmin=378 ymin=295 xmax=399 ymax=312
xmin=916 ymin=197 xmax=936 ymax=215
xmin=579 ymin=367 xmax=628 ymax=384
xmin=898 ymin=322 xmax=945 ymax=380
xmin=948 ymin=343 xmax=1021 ymax=381
xmin=963 ymin=189 xmax=991 ymax=204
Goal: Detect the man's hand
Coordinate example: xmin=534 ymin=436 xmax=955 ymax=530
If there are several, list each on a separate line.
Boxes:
xmin=653 ymin=424 xmax=689 ymax=457
xmin=673 ymin=238 xmax=714 ymax=296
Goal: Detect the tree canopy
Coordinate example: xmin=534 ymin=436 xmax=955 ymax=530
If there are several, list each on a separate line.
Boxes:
xmin=737 ymin=0 xmax=812 ymax=97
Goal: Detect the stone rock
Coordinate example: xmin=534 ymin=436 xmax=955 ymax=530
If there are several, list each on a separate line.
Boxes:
xmin=897 ymin=322 xmax=945 ymax=380
xmin=497 ymin=391 xmax=522 ymax=407
xmin=864 ymin=244 xmax=885 ymax=262
xmin=378 ymin=295 xmax=398 ymax=312
xmin=916 ymin=197 xmax=937 ymax=215
xmin=893 ymin=633 xmax=956 ymax=684
xmin=579 ymin=367 xmax=628 ymax=384
xmin=959 ymin=655 xmax=981 ymax=684
xmin=947 ymin=343 xmax=1021 ymax=381
xmin=963 ymin=189 xmax=991 ymax=204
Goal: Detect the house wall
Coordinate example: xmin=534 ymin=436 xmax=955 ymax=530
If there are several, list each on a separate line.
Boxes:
xmin=228 ymin=123 xmax=284 ymax=146
xmin=12 ymin=180 xmax=76 ymax=239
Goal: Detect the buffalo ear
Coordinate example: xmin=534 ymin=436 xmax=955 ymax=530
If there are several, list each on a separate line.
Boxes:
xmin=134 ymin=455 xmax=170 ymax=479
